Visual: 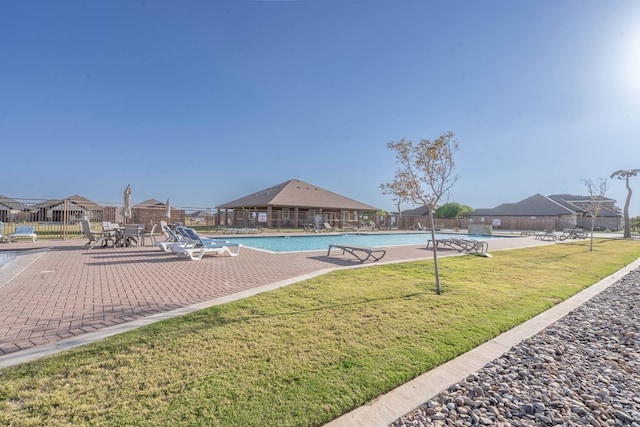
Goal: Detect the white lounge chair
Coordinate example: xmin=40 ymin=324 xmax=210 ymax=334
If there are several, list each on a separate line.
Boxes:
xmin=8 ymin=225 xmax=37 ymax=243
xmin=156 ymin=223 xmax=189 ymax=252
xmin=171 ymin=227 xmax=241 ymax=260
xmin=141 ymin=223 xmax=158 ymax=246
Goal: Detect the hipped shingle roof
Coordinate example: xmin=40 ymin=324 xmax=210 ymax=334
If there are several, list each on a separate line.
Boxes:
xmin=0 ymin=195 xmax=27 ymax=211
xmin=469 ymin=194 xmax=575 ymax=217
xmin=216 ymin=179 xmax=378 ymax=211
xmin=469 ymin=193 xmax=622 ymax=218
xmin=400 ymin=206 xmax=431 ymax=216
xmin=134 ymin=199 xmax=166 ymax=208
xmin=32 ymin=195 xmax=102 ymax=210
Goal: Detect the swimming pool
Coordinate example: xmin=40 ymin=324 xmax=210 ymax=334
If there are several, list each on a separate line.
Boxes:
xmin=0 ymin=252 xmax=18 ymax=269
xmin=223 ymin=233 xmax=501 ymax=253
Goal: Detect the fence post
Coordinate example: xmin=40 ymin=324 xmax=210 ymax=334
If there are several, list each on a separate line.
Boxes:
xmin=63 ymin=198 xmax=69 ymax=240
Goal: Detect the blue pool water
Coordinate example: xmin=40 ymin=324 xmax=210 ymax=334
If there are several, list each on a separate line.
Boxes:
xmin=223 ymin=233 xmax=501 ymax=253
xmin=0 ymin=252 xmax=17 ymax=269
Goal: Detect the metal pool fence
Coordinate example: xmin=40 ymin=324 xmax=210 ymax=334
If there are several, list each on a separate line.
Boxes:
xmin=0 ymin=197 xmax=218 ymax=240
xmin=0 ymin=196 xmax=636 ymax=240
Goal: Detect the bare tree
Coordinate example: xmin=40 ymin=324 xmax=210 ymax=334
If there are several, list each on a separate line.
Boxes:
xmin=582 ymin=178 xmax=608 ymax=251
xmin=610 ymin=169 xmax=640 ymax=238
xmin=381 ymin=131 xmax=459 ymax=295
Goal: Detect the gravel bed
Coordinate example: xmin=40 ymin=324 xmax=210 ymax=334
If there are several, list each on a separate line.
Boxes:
xmin=390 ymin=267 xmax=640 ymax=427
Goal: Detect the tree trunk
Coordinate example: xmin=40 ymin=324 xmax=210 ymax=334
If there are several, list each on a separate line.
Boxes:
xmin=428 ymin=205 xmax=441 ymax=295
xmin=624 ymin=177 xmax=632 ymax=239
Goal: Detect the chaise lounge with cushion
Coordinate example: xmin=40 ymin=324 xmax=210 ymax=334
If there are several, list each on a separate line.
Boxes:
xmin=157 ymin=223 xmax=187 ymax=252
xmin=171 ymin=227 xmax=242 ymax=260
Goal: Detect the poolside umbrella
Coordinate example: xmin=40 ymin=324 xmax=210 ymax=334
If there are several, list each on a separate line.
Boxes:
xmin=166 ymin=198 xmax=171 ymax=219
xmin=123 ymin=184 xmax=132 ymax=224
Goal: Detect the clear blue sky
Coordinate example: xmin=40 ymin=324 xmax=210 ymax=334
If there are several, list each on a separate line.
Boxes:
xmin=2 ymin=1 xmax=640 ymax=216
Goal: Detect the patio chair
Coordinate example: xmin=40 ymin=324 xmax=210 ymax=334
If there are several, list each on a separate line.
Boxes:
xmin=456 ymin=238 xmax=489 ymax=254
xmin=8 ymin=225 xmax=37 ymax=243
xmin=174 ymin=226 xmax=192 ymax=240
xmin=101 ymin=221 xmax=120 ymax=241
xmin=171 ymin=227 xmax=241 ymax=260
xmin=122 ymin=224 xmax=143 ymax=247
xmin=174 ymin=226 xmax=232 ymax=247
xmin=102 ymin=221 xmax=120 ymax=232
xmin=171 ymin=225 xmax=237 ymax=251
xmin=340 ymin=223 xmax=358 ymax=232
xmin=427 ymin=238 xmax=465 ymax=251
xmin=80 ymin=219 xmax=113 ymax=249
xmin=160 ymin=224 xmax=175 ymax=241
xmin=140 ymin=223 xmax=158 ymax=246
xmin=156 ymin=223 xmax=190 ymax=252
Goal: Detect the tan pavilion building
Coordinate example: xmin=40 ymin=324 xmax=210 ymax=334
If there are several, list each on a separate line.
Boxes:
xmin=216 ymin=179 xmax=380 ymax=230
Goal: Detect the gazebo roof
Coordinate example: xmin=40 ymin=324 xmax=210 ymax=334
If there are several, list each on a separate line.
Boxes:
xmin=216 ymin=179 xmax=378 ymax=211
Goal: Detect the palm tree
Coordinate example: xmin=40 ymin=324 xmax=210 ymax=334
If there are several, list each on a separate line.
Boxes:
xmin=610 ymin=169 xmax=640 ymax=238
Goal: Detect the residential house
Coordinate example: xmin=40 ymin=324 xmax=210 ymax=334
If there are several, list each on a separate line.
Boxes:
xmin=468 ymin=193 xmax=622 ymax=231
xmin=187 ymin=210 xmax=216 ymax=225
xmin=548 ymin=194 xmax=622 ymax=231
xmin=0 ymin=195 xmax=30 ymax=222
xmin=398 ymin=205 xmax=431 ymax=230
xmin=32 ymin=195 xmax=104 ymax=223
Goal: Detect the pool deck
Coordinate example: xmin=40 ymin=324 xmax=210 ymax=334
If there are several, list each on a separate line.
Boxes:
xmin=0 ymin=233 xmax=550 ymax=367
xmin=0 ymin=233 xmax=561 ymax=423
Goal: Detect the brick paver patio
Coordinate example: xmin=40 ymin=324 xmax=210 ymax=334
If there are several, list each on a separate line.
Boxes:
xmin=0 ymin=235 xmax=547 ymax=361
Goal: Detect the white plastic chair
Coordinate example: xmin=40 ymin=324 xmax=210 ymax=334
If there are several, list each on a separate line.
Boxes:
xmin=141 ymin=223 xmax=158 ymax=246
xmin=8 ymin=225 xmax=37 ymax=243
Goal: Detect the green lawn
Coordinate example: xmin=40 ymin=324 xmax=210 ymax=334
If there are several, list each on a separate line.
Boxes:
xmin=1 ymin=239 xmax=639 ymax=426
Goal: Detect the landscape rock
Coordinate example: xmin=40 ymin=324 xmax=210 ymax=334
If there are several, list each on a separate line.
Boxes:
xmin=390 ymin=267 xmax=640 ymax=427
